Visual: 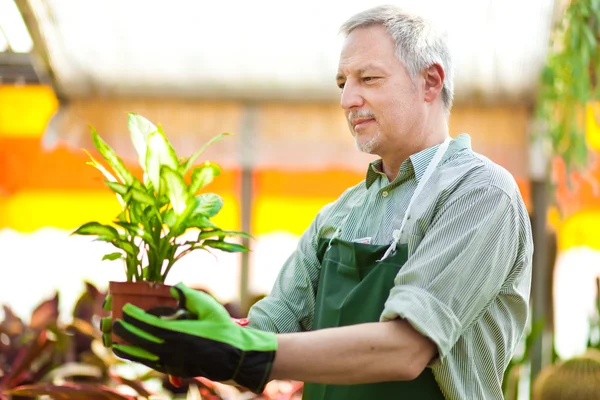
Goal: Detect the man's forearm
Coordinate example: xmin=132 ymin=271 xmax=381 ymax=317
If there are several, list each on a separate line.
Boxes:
xmin=268 ymin=319 xmax=437 ymax=385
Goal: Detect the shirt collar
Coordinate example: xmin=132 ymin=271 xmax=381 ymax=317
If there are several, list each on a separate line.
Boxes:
xmin=365 ymin=134 xmax=472 ymax=189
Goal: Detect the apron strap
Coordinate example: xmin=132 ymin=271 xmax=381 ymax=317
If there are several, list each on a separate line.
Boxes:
xmin=378 ymin=136 xmax=451 ymax=262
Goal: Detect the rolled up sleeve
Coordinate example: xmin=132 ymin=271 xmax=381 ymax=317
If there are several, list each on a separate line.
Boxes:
xmin=380 ymin=185 xmax=520 ymax=359
xmin=248 ymin=206 xmax=332 ymax=333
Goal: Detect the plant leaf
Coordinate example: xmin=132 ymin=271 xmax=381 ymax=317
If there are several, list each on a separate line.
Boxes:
xmin=105 ymin=181 xmax=128 ymax=196
xmin=102 ymin=252 xmax=123 ymax=261
xmin=83 ymin=150 xmax=126 ymax=207
xmin=72 ymin=222 xmax=119 ymax=240
xmin=189 ymin=162 xmax=221 ymax=194
xmin=169 ymin=197 xmax=200 ymax=237
xmin=91 ymin=126 xmax=135 ymax=186
xmin=162 ymin=166 xmax=190 ymax=216
xmin=197 ymin=229 xmax=253 ymax=240
xmin=196 ymin=229 xmax=221 ymax=240
xmin=145 ymin=129 xmax=179 ymax=192
xmin=83 ymin=149 xmax=117 ymax=182
xmin=129 ymin=187 xmax=155 ymax=206
xmin=187 ymin=215 xmax=217 ymax=230
xmin=128 ymin=112 xmax=157 ymax=172
xmin=219 ymin=229 xmax=254 ymax=239
xmin=112 ymin=239 xmax=137 ymax=257
xmin=182 ymin=132 xmax=231 ymax=174
xmin=42 ymin=362 xmax=103 ymax=382
xmin=0 ymin=305 xmax=24 ymax=336
xmin=3 ymin=330 xmax=54 ymax=389
xmin=30 ymin=292 xmax=59 ymax=330
xmin=109 ymin=373 xmax=152 ymax=398
xmin=6 ymin=382 xmax=136 ymax=400
xmin=113 ymin=221 xmax=154 ymax=244
xmin=193 ymin=193 xmax=223 ymax=218
xmin=164 ymin=209 xmax=177 ymax=227
xmin=203 ymin=240 xmax=249 ymax=253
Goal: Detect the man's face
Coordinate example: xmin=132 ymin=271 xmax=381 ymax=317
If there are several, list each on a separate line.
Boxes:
xmin=336 ymin=25 xmax=425 ymax=156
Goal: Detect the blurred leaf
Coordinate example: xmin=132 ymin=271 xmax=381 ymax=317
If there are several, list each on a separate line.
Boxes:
xmin=164 ymin=209 xmax=176 ymax=227
xmin=190 ymin=162 xmax=221 ymax=194
xmin=0 ymin=305 xmax=24 ymax=336
xmin=523 ymin=318 xmax=545 ymax=360
xmin=105 ymin=181 xmax=128 ymax=196
xmin=91 ymin=127 xmax=135 ymax=186
xmin=128 ymin=113 xmax=157 ymax=173
xmin=112 ymin=222 xmax=154 ymax=245
xmin=182 ymin=132 xmax=231 ymax=174
xmin=112 ymin=239 xmax=137 ymax=257
xmin=72 ymin=222 xmax=119 ymax=241
xmin=30 ymin=293 xmax=59 ymax=330
xmin=187 ymin=215 xmax=217 ymax=230
xmin=129 ymin=187 xmax=155 ymax=207
xmin=6 ymin=382 xmax=136 ymax=400
xmin=197 ymin=229 xmax=253 ymax=240
xmin=83 ymin=150 xmax=117 ymax=182
xmin=110 ymin=373 xmax=152 ymax=398
xmin=84 ymin=150 xmax=125 ymax=207
xmin=128 ymin=202 xmax=145 ymax=225
xmin=2 ymin=330 xmax=54 ymax=389
xmin=42 ymin=362 xmax=103 ymax=381
xmin=170 ymin=198 xmax=200 ymax=238
xmin=219 ymin=230 xmax=253 ymax=239
xmin=102 ymin=252 xmax=123 ymax=261
xmin=145 ymin=129 xmax=179 ymax=193
xmin=69 ymin=318 xmax=98 ymax=338
xmin=193 ymin=193 xmax=223 ymax=218
xmin=203 ymin=240 xmax=248 ymax=253
xmin=161 ymin=166 xmax=190 ymax=216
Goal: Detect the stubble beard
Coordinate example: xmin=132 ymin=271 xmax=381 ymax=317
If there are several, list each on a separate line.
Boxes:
xmin=354 ymin=128 xmax=381 ymax=154
xmin=348 ymin=110 xmax=380 ymax=154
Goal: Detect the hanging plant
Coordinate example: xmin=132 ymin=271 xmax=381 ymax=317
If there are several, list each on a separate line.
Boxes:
xmin=534 ymin=0 xmax=600 ymax=174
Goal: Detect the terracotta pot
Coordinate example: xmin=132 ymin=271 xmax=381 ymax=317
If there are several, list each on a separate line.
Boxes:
xmin=109 ymin=281 xmax=177 ymax=344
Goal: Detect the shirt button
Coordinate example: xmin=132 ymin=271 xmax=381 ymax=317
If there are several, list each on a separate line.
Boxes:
xmin=382 ymin=191 xmax=389 ymax=198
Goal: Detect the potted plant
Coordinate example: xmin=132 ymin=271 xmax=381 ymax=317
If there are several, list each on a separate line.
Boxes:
xmin=71 ymin=113 xmax=250 ymax=344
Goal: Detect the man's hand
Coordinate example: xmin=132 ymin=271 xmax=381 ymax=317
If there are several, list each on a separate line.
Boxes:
xmin=111 ymin=283 xmax=277 ymax=394
xmin=99 ymin=294 xmax=250 ymax=346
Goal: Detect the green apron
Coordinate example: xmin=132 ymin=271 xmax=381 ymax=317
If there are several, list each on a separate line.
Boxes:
xmin=301 ymin=239 xmax=445 ymax=400
xmin=303 ymin=137 xmax=451 ymax=400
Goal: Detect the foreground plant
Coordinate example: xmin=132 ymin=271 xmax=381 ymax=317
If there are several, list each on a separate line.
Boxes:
xmin=72 ymin=113 xmax=250 ymax=283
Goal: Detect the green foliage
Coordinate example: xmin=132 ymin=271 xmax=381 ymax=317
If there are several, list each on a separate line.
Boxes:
xmin=534 ymin=0 xmax=600 ymax=173
xmin=72 ymin=113 xmax=250 ymax=283
xmin=502 ymin=318 xmax=546 ymax=400
xmin=586 ymin=277 xmax=600 ymax=349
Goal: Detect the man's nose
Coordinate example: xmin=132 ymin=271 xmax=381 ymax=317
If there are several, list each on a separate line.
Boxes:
xmin=340 ymin=81 xmax=364 ymax=110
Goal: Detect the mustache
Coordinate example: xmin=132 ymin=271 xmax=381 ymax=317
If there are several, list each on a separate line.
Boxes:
xmin=347 ymin=110 xmax=376 ymax=124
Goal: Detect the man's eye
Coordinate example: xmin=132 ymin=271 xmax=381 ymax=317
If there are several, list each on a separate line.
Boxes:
xmin=363 ymin=77 xmax=376 ymax=82
xmin=337 ymin=82 xmax=345 ymax=89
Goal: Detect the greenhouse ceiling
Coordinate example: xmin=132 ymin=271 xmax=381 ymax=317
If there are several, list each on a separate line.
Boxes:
xmin=12 ymin=0 xmax=559 ymax=104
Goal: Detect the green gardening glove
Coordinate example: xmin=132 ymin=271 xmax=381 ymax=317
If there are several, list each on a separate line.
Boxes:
xmin=111 ymin=283 xmax=277 ymax=394
xmin=100 ymin=295 xmax=113 ymax=347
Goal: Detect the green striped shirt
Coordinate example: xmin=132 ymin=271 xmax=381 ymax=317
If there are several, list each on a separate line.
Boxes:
xmin=248 ymin=134 xmax=533 ymax=399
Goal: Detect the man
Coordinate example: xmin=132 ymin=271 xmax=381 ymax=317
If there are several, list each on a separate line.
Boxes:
xmin=111 ymin=5 xmax=533 ymax=399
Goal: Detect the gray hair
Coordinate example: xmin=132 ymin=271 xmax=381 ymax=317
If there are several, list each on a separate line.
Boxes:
xmin=340 ymin=5 xmax=454 ymax=114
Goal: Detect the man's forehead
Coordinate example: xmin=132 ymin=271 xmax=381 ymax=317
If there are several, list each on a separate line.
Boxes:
xmin=336 ymin=62 xmax=387 ymax=78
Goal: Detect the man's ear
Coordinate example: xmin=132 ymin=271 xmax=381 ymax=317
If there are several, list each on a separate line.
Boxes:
xmin=423 ymin=64 xmax=444 ymax=104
